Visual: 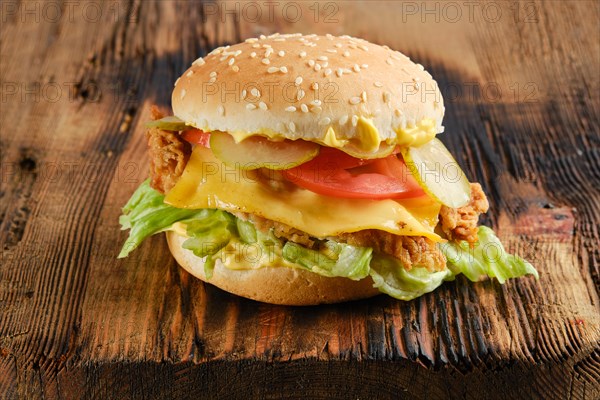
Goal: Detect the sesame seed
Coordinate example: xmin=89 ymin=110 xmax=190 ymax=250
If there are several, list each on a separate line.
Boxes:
xmin=280 ymin=66 xmax=288 ymax=73
xmin=234 ymin=50 xmax=242 ymax=56
xmin=311 ymin=99 xmax=322 ymax=106
xmin=326 ymin=33 xmax=334 ymax=39
xmin=259 ymin=101 xmax=268 ymax=110
xmin=252 ymin=43 xmax=261 ymax=48
xmin=349 ymin=97 xmax=361 ymax=105
xmin=209 ymin=77 xmax=216 ymax=83
xmin=232 ymin=65 xmax=240 ymax=72
xmin=267 ymin=66 xmax=279 ymax=73
xmin=260 ymin=34 xmax=266 ymax=39
xmin=241 ymin=90 xmax=247 ymax=99
xmin=311 ymin=106 xmax=323 ymax=114
xmin=324 ymin=69 xmax=332 ymax=77
xmin=285 ymin=106 xmax=297 ymax=112
xmin=295 ymin=76 xmax=303 ymax=85
xmin=374 ymin=81 xmax=383 ymax=88
xmin=288 ymin=122 xmax=296 ymax=132
xmin=353 ymin=64 xmax=361 ymax=72
xmin=308 ymin=60 xmax=315 ymax=67
xmin=219 ymin=56 xmax=228 ymax=62
xmin=391 ymin=53 xmax=403 ymax=61
xmin=250 ymin=52 xmax=257 ymax=58
xmin=209 ymin=71 xmax=217 ymax=77
xmin=352 ymin=115 xmax=358 ymax=126
xmin=319 ymin=117 xmax=331 ymax=126
xmin=339 ymin=115 xmax=349 ymax=125
xmin=262 ymin=58 xmax=270 ymax=65
xmin=192 ymin=57 xmax=205 ymax=66
xmin=335 ymin=43 xmax=343 ymax=48
xmin=174 ymin=78 xmax=180 ymax=87
xmin=362 ymin=64 xmax=369 ymax=68
xmin=274 ymin=38 xmax=286 ymax=42
xmin=217 ymin=105 xmax=225 ymax=116
xmin=326 ymin=49 xmax=337 ymax=53
xmin=300 ymin=104 xmax=309 ymax=113
xmin=359 ymin=45 xmax=369 ymax=51
xmin=251 ymin=88 xmax=261 ymax=98
xmin=247 ymin=103 xmax=257 ymax=110
xmin=228 ymin=58 xmax=235 ymax=65
xmin=361 ymin=91 xmax=367 ymax=102
xmin=386 ymin=59 xmax=393 ymax=65
xmin=311 ymin=83 xmax=319 ymax=90
xmin=321 ymin=62 xmax=329 ymax=68
xmin=265 ymin=48 xmax=273 ymax=57
xmin=278 ymin=50 xmax=285 ymax=57
xmin=314 ymin=64 xmax=322 ymax=71
xmin=180 ymin=89 xmax=186 ymax=99
xmin=336 ymin=68 xmax=344 ymax=77
xmin=299 ymin=51 xmax=307 ymax=58
xmin=186 ymin=70 xmax=194 ymax=78
xmin=297 ymin=89 xmax=306 ymax=100
xmin=317 ymin=56 xmax=328 ymax=61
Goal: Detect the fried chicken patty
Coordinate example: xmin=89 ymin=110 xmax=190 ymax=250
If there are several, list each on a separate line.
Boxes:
xmin=145 ymin=111 xmax=488 ymax=271
xmin=439 ymin=183 xmax=489 ymax=243
xmin=146 ymin=106 xmax=191 ymax=194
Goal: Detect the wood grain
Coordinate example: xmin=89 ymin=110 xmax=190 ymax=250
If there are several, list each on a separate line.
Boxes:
xmin=1 ymin=1 xmax=599 ymax=399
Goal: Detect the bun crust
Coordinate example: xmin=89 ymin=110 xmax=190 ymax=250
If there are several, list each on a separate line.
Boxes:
xmin=166 ymin=231 xmax=380 ymax=305
xmin=172 ymin=34 xmax=444 ymax=150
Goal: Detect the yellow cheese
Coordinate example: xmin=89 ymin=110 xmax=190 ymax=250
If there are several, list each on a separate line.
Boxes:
xmin=165 ymin=146 xmax=443 ymax=241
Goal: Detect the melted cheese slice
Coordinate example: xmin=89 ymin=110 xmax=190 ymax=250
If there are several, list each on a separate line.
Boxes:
xmin=165 ymin=147 xmax=443 ymax=241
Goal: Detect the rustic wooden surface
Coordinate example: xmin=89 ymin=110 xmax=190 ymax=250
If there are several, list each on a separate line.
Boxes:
xmin=1 ymin=1 xmax=599 ymax=399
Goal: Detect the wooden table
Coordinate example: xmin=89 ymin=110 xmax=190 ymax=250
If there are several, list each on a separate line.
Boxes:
xmin=1 ymin=1 xmax=599 ymax=398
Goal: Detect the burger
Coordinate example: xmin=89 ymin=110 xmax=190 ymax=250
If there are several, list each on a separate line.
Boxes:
xmin=118 ymin=33 xmax=537 ymax=305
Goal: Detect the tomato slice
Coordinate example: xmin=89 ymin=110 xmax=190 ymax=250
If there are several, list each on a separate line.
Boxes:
xmin=181 ymin=128 xmax=211 ymax=148
xmin=282 ymin=151 xmax=425 ymax=200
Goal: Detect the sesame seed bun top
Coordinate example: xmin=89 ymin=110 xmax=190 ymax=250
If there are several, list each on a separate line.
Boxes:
xmin=172 ymin=33 xmax=445 ymax=155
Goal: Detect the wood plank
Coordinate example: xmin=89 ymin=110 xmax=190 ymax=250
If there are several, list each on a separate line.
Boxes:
xmin=0 ymin=1 xmax=598 ymax=398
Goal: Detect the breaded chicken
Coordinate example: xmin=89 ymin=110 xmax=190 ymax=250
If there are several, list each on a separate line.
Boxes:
xmin=439 ymin=183 xmax=489 ymax=243
xmin=146 ymin=106 xmax=191 ymax=194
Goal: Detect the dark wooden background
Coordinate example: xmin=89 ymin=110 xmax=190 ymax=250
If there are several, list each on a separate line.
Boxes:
xmin=1 ymin=1 xmax=599 ymax=399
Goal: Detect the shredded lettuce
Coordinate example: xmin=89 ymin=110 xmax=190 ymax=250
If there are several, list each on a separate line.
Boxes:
xmin=369 ymin=255 xmax=454 ymax=300
xmin=440 ymin=226 xmax=539 ymax=284
xmin=282 ymin=241 xmax=372 ymax=280
xmin=119 ymin=182 xmax=538 ymax=301
xmin=181 ymin=210 xmax=237 ymax=278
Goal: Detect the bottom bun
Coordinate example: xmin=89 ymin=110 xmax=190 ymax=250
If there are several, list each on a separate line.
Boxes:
xmin=166 ymin=231 xmax=380 ymax=305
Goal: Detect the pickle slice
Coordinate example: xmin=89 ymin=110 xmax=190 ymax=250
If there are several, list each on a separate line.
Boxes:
xmin=146 ymin=116 xmax=188 ymax=131
xmin=210 ymin=131 xmax=320 ymax=170
xmin=402 ymin=138 xmax=471 ymax=208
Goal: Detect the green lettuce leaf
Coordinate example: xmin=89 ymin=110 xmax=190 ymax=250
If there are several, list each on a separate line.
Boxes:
xmin=181 ymin=210 xmax=237 ymax=279
xmin=118 ymin=180 xmax=204 ymax=258
xmin=369 ymin=255 xmax=453 ymax=300
xmin=440 ymin=226 xmax=539 ymax=284
xmin=282 ymin=241 xmax=372 ymax=280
